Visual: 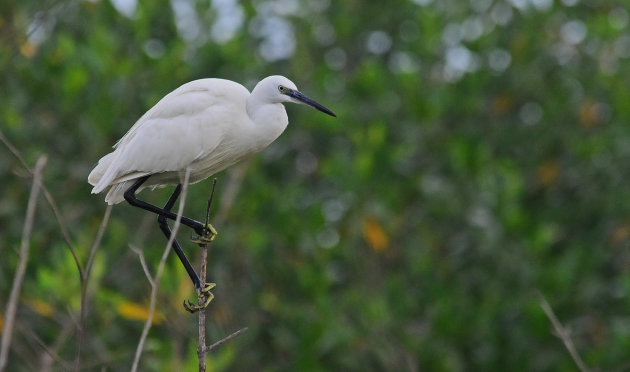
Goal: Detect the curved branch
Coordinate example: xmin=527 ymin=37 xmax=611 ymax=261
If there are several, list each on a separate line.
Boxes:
xmin=0 ymin=155 xmax=47 ymax=372
xmin=131 ymin=168 xmax=191 ymax=372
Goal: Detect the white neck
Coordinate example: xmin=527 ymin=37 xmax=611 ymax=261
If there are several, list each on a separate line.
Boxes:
xmin=246 ymin=96 xmax=289 ymax=152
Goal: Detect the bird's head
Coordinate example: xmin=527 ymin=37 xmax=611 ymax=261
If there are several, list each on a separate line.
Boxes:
xmin=254 ymin=75 xmax=336 ymax=117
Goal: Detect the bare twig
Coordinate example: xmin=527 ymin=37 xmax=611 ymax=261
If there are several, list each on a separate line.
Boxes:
xmin=214 ymin=162 xmax=249 ymax=226
xmin=0 ymin=131 xmax=31 ymax=174
xmin=195 ymin=180 xmax=247 ymax=371
xmin=0 ymin=131 xmax=80 ymax=277
xmin=84 ymin=205 xmax=112 ymax=281
xmin=130 ymin=168 xmax=192 ymax=372
xmin=0 ymin=131 xmax=106 ymax=372
xmin=18 ymin=322 xmax=72 ymax=372
xmin=6 ymin=337 xmax=38 ymax=372
xmin=39 ymin=317 xmax=75 ymax=372
xmin=204 ymin=179 xmax=218 ymax=228
xmin=129 ymin=245 xmax=155 ymax=286
xmin=536 ymin=291 xmax=590 ymax=372
xmin=41 ymin=187 xmax=80 ymax=274
xmin=74 ymin=205 xmax=112 ymax=371
xmin=197 ymin=248 xmax=209 ymax=372
xmin=0 ymin=155 xmax=47 ymax=372
xmin=197 ymin=180 xmax=217 ymax=372
xmin=204 ymin=327 xmax=249 ymax=353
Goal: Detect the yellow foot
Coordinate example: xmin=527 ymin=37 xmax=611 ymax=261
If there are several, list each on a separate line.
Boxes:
xmin=191 ymin=223 xmax=218 ymax=244
xmin=183 ymin=283 xmax=216 ymax=313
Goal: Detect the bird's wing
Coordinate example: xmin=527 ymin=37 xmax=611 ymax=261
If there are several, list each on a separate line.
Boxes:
xmin=114 ymin=79 xmax=235 ymax=149
xmin=92 ymin=80 xmax=249 ymax=193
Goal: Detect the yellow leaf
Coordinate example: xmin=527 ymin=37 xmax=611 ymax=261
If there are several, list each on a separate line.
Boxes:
xmin=537 ymin=160 xmax=558 ymax=187
xmin=0 ymin=314 xmax=3 ymax=333
xmin=611 ymin=222 xmax=630 ymax=245
xmin=117 ymin=301 xmax=164 ymax=325
xmin=26 ymin=298 xmax=54 ymax=318
xmin=19 ymin=42 xmax=37 ymax=58
xmin=491 ymin=94 xmax=514 ymax=117
xmin=579 ymin=101 xmax=598 ymax=128
xmin=362 ymin=217 xmax=388 ymax=253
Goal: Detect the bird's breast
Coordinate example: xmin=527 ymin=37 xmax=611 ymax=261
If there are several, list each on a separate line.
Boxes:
xmin=248 ymin=104 xmax=289 ymax=151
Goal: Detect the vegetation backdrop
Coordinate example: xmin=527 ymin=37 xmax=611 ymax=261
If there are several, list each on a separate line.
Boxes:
xmin=2 ymin=0 xmax=630 ymax=370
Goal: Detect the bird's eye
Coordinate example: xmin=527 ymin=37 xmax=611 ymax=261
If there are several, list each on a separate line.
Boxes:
xmin=278 ymin=85 xmax=286 ymax=93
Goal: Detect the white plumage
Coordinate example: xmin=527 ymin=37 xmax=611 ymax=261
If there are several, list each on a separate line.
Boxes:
xmin=88 ymin=75 xmax=335 ymax=204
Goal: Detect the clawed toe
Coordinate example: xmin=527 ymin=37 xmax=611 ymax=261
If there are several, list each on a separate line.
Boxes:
xmin=201 ymin=282 xmax=216 ymax=294
xmin=190 ymin=235 xmax=216 ymax=244
xmin=183 ymin=283 xmax=216 ymax=313
xmin=191 ymin=223 xmax=218 ymax=244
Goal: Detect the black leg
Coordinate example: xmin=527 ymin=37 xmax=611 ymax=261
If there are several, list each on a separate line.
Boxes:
xmin=157 ymin=185 xmax=202 ymax=290
xmin=124 ymin=175 xmax=206 ymax=235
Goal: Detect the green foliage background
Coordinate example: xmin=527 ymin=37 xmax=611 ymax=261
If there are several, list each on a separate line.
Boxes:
xmin=2 ymin=0 xmax=630 ymax=370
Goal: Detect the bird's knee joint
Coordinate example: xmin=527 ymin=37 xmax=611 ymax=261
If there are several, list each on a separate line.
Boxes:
xmin=123 ymin=190 xmax=135 ymax=203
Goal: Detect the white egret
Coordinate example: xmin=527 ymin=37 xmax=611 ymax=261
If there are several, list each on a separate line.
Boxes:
xmin=88 ymin=75 xmax=336 ymax=311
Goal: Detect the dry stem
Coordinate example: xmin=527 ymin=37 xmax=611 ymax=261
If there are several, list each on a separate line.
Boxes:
xmin=74 ymin=204 xmax=112 ymax=371
xmin=195 ymin=179 xmax=247 ymax=371
xmin=536 ymin=291 xmax=590 ymax=372
xmin=0 ymin=131 xmax=78 ymax=273
xmin=195 ymin=180 xmax=220 ymax=372
xmin=0 ymin=155 xmax=47 ymax=372
xmin=130 ymin=168 xmax=191 ymax=372
xmin=204 ymin=327 xmax=249 ymax=353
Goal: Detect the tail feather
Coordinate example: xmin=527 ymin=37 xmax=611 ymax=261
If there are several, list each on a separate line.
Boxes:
xmin=104 ymin=181 xmax=133 ymax=205
xmin=89 ymin=151 xmax=149 ymax=204
xmin=92 ymin=164 xmax=121 ymax=194
xmin=89 ymin=150 xmax=158 ymax=204
xmin=91 ymin=151 xmax=129 ymax=195
xmin=88 ymin=153 xmax=114 ymax=190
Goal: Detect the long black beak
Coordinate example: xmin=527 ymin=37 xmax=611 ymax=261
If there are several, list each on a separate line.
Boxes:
xmin=287 ymin=89 xmax=337 ymax=117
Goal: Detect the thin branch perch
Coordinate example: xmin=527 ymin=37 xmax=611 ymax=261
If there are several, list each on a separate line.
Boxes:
xmin=195 ymin=180 xmax=216 ymax=372
xmin=195 ymin=179 xmax=247 ymax=372
xmin=536 ymin=291 xmax=590 ymax=372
